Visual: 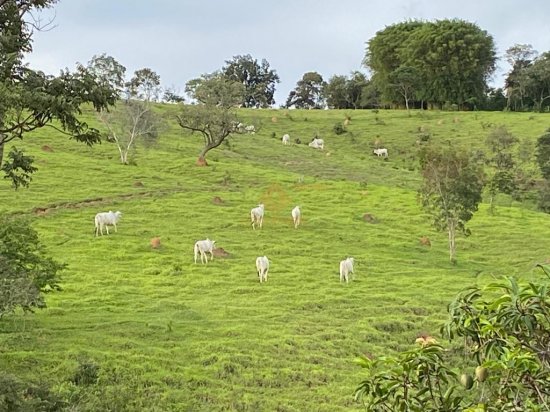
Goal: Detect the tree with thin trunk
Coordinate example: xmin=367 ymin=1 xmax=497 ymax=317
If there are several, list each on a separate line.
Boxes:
xmin=387 ymin=66 xmax=421 ymax=114
xmin=178 ymin=72 xmax=244 ymax=165
xmin=419 ymin=145 xmax=485 ymax=262
xmin=176 ymin=105 xmax=238 ymax=165
xmin=97 ymin=65 xmax=163 ymax=164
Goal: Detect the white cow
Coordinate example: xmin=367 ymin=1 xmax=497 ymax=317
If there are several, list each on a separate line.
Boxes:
xmin=245 ymin=125 xmax=256 ymax=134
xmin=250 ymin=203 xmax=265 ymax=230
xmin=282 ymin=134 xmax=290 ymax=145
xmin=291 ymin=206 xmax=301 ymax=229
xmin=309 ymin=138 xmax=324 ymax=150
xmin=373 ymin=148 xmax=388 ymax=157
xmin=256 ymin=256 xmax=269 ymax=283
xmin=339 ymin=257 xmax=355 ymax=283
xmin=94 ymin=211 xmax=122 ymax=236
xmin=194 ymin=238 xmax=216 ymax=264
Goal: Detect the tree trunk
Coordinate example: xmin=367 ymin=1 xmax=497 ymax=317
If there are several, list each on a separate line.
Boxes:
xmin=0 ymin=138 xmax=4 ymax=168
xmin=448 ymin=220 xmax=456 ymax=263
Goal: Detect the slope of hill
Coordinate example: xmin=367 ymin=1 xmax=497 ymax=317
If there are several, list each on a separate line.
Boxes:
xmin=1 ymin=107 xmax=549 ymax=410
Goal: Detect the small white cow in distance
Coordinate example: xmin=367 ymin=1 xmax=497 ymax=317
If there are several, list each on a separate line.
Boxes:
xmin=194 ymin=238 xmax=216 ymax=264
xmin=256 ymin=256 xmax=269 ymax=283
xmin=282 ymin=134 xmax=290 ymax=145
xmin=339 ymin=257 xmax=355 ymax=283
xmin=309 ymin=138 xmax=324 ymax=150
xmin=94 ymin=211 xmax=122 ymax=236
xmin=250 ymin=203 xmax=265 ymax=230
xmin=373 ymin=148 xmax=388 ymax=157
xmin=291 ymin=206 xmax=301 ymax=229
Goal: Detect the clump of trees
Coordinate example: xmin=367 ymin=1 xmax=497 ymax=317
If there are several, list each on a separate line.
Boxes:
xmin=505 ymin=45 xmax=550 ymax=112
xmin=364 ymin=19 xmax=497 ymax=110
xmin=356 ymin=268 xmax=550 ymax=411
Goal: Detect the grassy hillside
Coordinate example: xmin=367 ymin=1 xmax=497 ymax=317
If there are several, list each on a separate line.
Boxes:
xmin=1 ymin=107 xmax=549 ymax=411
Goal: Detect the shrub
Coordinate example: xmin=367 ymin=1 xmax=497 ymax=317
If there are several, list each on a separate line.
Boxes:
xmin=72 ymin=358 xmax=100 ymax=386
xmin=333 ymin=123 xmax=346 ymax=135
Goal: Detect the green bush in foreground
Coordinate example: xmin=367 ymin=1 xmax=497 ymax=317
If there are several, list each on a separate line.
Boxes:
xmin=0 ymin=215 xmax=65 ymax=318
xmin=355 ymin=268 xmax=550 ymax=411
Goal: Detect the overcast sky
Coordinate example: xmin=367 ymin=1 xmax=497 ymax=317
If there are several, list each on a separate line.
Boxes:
xmin=26 ymin=0 xmax=550 ymax=106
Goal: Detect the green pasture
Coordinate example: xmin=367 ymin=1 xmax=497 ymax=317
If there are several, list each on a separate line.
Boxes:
xmin=1 ymin=107 xmax=549 ymax=410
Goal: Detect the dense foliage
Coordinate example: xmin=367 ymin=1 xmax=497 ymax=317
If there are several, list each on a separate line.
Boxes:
xmin=285 ymin=71 xmax=326 ymax=109
xmin=356 ymin=270 xmax=550 ymax=411
xmin=0 ymin=215 xmax=65 ymax=318
xmin=364 ymin=19 xmax=497 ymax=110
xmin=222 ymin=54 xmax=280 ymax=108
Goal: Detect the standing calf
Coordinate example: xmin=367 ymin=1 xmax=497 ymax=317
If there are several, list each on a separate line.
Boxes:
xmin=250 ymin=203 xmax=265 ymax=230
xmin=339 ymin=257 xmax=355 ymax=283
xmin=256 ymin=256 xmax=269 ymax=283
xmin=291 ymin=206 xmax=301 ymax=229
xmin=94 ymin=211 xmax=122 ymax=236
xmin=194 ymin=238 xmax=216 ymax=264
xmin=373 ymin=148 xmax=388 ymax=157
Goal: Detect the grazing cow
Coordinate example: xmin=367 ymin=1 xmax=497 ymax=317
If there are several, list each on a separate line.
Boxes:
xmin=291 ymin=206 xmax=301 ymax=229
xmin=194 ymin=238 xmax=216 ymax=264
xmin=250 ymin=203 xmax=265 ymax=230
xmin=373 ymin=148 xmax=388 ymax=157
xmin=339 ymin=257 xmax=355 ymax=283
xmin=94 ymin=211 xmax=122 ymax=236
xmin=245 ymin=125 xmax=256 ymax=134
xmin=282 ymin=134 xmax=290 ymax=145
xmin=256 ymin=256 xmax=269 ymax=283
xmin=309 ymin=138 xmax=325 ymax=150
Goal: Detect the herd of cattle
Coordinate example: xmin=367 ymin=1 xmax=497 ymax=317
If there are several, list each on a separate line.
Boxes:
xmin=93 ymin=203 xmax=355 ymax=284
xmin=92 ymin=132 xmax=391 ymax=283
xmin=283 ymin=133 xmax=388 ymax=157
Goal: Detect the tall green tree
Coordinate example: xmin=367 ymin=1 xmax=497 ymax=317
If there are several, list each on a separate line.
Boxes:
xmin=419 ymin=145 xmax=485 ymax=262
xmin=387 ymin=66 xmax=421 ymax=113
xmin=364 ymin=20 xmax=424 ymax=106
xmin=524 ymin=52 xmax=550 ymax=112
xmin=178 ymin=72 xmax=244 ymax=164
xmin=504 ymin=44 xmax=538 ymax=111
xmin=323 ymin=75 xmax=349 ymax=109
xmin=0 ymin=0 xmax=118 ymax=188
xmin=485 ymin=126 xmax=519 ymax=213
xmin=285 ymin=71 xmax=326 ymax=109
xmin=222 ymin=54 xmax=279 ymax=108
xmin=323 ymin=72 xmax=369 ymax=109
xmin=92 ymin=57 xmax=163 ymax=164
xmin=364 ymin=19 xmax=496 ymax=109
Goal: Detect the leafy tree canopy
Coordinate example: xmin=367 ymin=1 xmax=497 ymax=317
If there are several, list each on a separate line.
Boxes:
xmin=0 ymin=0 xmax=119 ymax=188
xmin=222 ymin=54 xmax=279 ymax=108
xmin=285 ymin=71 xmax=326 ymax=109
